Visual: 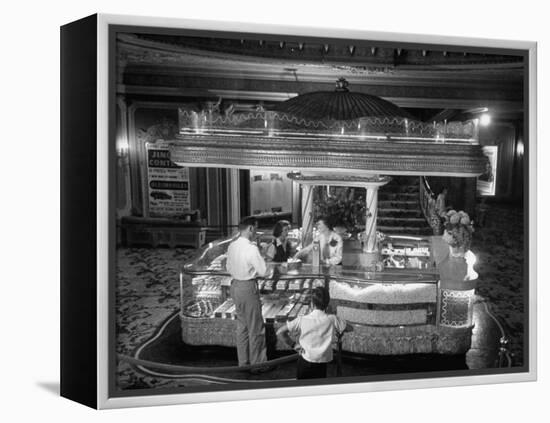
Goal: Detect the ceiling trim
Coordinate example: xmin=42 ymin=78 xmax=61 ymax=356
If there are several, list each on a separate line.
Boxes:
xmin=117 ymin=84 xmax=298 ymax=101
xmin=120 ymin=63 xmax=523 ymax=90
xmin=117 ymin=84 xmax=522 ymax=114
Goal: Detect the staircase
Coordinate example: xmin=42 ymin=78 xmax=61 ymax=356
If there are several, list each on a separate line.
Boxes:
xmin=377 ymin=176 xmax=433 ymax=236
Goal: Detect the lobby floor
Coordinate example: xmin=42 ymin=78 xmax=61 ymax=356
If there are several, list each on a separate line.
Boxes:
xmin=114 ymin=203 xmax=525 ymax=391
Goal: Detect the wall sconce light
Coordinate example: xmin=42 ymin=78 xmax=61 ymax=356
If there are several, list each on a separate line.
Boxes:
xmin=516 ymin=140 xmax=524 ymax=157
xmin=479 ymin=113 xmax=491 ymax=126
xmin=116 ymin=136 xmax=129 ymax=157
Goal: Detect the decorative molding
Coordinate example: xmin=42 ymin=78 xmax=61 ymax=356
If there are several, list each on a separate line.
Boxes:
xmin=117 ymin=84 xmax=522 ymax=116
xmin=117 ymin=84 xmax=298 ymax=102
xmin=116 ymin=33 xmax=524 ymax=122
xmin=119 ymin=71 xmax=521 ymax=104
xmin=117 ymin=34 xmax=523 ymax=89
xmin=168 ymin=133 xmax=488 ymax=176
xmin=115 ymin=96 xmax=132 ymax=218
xmin=127 ymin=101 xmax=181 ymax=217
xmin=120 ymin=33 xmax=523 ymax=68
xmin=288 ymin=173 xmax=391 ymax=187
xmin=178 ymin=109 xmax=477 ymax=139
xmin=119 ymin=61 xmax=522 ymax=90
xmin=385 ymin=97 xmax=523 ymax=113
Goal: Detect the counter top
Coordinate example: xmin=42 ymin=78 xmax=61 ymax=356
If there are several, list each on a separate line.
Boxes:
xmin=184 ymin=261 xmax=438 ymax=284
xmin=183 ymin=234 xmax=442 ymax=284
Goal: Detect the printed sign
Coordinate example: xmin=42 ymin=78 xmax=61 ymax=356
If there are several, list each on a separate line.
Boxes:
xmin=146 ymin=144 xmax=190 ymax=216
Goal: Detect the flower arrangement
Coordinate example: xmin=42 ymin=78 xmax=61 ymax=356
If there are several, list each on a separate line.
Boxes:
xmin=312 ymin=186 xmax=366 ymax=231
xmin=443 ymin=210 xmax=474 ymax=251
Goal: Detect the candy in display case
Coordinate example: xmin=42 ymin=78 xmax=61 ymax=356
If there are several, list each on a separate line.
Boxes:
xmin=380 ymin=235 xmax=434 ymax=269
xmin=180 ymin=235 xmax=329 ymax=349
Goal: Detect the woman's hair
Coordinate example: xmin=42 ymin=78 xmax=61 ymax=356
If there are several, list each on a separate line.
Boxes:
xmin=443 ymin=210 xmax=474 ymax=251
xmin=445 ymin=225 xmax=473 ymax=251
xmin=272 ymin=220 xmax=290 ymax=238
xmin=311 ymin=287 xmax=330 ymax=310
xmin=316 ymin=216 xmax=334 ymax=231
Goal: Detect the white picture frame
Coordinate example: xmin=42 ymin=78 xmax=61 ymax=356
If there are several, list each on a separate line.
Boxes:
xmin=60 ymin=13 xmax=537 ymax=409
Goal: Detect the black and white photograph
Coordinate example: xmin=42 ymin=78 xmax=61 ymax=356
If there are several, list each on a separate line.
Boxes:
xmin=6 ymin=0 xmax=550 ymax=420
xmin=111 ymin=23 xmax=530 ymax=398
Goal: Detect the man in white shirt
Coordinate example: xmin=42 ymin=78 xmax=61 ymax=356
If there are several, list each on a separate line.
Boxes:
xmin=226 ymin=217 xmax=270 ymax=368
xmin=277 ymin=287 xmax=351 ymax=379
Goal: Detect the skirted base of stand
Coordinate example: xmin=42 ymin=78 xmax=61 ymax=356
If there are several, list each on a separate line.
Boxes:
xmin=341 ymin=323 xmax=472 ymax=355
xmin=181 ymin=315 xmax=237 ymax=348
xmin=180 ymin=314 xmax=472 ymax=355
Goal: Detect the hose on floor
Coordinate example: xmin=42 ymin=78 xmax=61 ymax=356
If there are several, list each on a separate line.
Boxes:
xmin=480 ymin=300 xmax=513 ymax=367
xmin=118 ymin=312 xmax=297 ymax=382
xmin=119 ymin=299 xmax=513 ymax=383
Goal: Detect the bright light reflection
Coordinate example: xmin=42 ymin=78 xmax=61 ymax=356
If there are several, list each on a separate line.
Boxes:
xmin=480 ymin=113 xmax=491 ymax=126
xmin=517 ymin=140 xmax=524 ymax=156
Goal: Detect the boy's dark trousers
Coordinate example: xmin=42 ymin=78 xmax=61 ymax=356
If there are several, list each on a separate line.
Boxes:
xmin=296 ymin=355 xmax=327 ymax=379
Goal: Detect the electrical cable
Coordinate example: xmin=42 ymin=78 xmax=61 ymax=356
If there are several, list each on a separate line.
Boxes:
xmin=480 ymin=300 xmax=512 ymax=368
xmin=120 ymin=296 xmax=513 ymax=384
xmin=118 ymin=312 xmax=298 ymax=382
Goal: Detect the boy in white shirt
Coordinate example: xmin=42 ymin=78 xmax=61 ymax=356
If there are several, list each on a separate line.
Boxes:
xmin=276 ymin=287 xmax=351 ymax=379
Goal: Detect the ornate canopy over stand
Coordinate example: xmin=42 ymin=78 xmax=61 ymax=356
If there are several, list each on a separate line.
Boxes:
xmin=169 ymin=83 xmax=487 ymax=262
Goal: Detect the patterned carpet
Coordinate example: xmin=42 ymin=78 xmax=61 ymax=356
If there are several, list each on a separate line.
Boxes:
xmin=116 ymin=247 xmax=194 ymax=391
xmin=115 ymin=203 xmax=525 ymax=391
xmin=471 ymin=204 xmax=525 ymax=364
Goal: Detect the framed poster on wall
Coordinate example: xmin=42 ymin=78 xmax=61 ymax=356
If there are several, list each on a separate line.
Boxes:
xmin=60 ymin=14 xmax=537 ymax=409
xmin=145 ymin=143 xmax=191 ymax=217
xmin=477 ymin=145 xmax=498 ymax=196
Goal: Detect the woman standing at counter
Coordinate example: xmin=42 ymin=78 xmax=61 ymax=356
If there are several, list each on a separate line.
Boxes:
xmin=296 ymin=217 xmax=343 ymax=266
xmin=439 ymin=210 xmax=478 ymax=290
xmin=265 ymin=220 xmax=291 ymax=262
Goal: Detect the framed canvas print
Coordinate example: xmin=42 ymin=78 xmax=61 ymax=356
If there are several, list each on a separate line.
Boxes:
xmin=60 ymin=13 xmax=537 ymax=409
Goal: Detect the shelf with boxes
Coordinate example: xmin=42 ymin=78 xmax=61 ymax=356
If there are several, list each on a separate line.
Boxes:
xmin=379 ymin=235 xmax=434 ymax=270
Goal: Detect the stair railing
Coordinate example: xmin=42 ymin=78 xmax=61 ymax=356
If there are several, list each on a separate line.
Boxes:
xmin=419 ymin=177 xmax=443 ymax=235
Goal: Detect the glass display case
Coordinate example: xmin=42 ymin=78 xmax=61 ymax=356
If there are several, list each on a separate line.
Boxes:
xmin=180 ymin=233 xmax=474 ymax=355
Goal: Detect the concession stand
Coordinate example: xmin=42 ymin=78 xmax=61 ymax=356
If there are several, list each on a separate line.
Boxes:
xmin=170 ymin=80 xmax=491 ymax=360
xmin=180 ymin=233 xmax=474 ymax=357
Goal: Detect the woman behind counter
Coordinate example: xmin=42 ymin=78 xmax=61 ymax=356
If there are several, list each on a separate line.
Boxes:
xmin=265 ymin=220 xmax=291 ymax=262
xmin=439 ymin=210 xmax=478 ymax=290
xmin=295 ymin=217 xmax=343 ymax=266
